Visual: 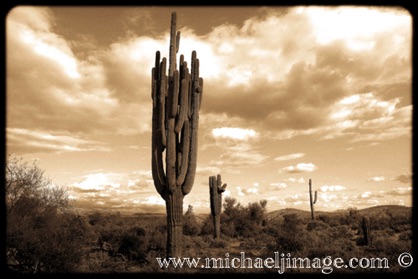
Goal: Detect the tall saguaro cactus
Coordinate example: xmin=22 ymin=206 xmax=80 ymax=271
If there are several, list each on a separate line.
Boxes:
xmin=209 ymin=174 xmax=227 ymax=239
xmin=151 ymin=12 xmax=203 ymax=258
xmin=309 ymin=179 xmax=317 ymax=220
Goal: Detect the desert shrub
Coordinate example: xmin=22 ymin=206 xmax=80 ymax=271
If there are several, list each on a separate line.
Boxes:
xmin=306 ymin=220 xmax=329 ymax=231
xmin=344 ymin=207 xmax=362 ymax=228
xmin=209 ymin=238 xmax=229 ymax=249
xmin=83 ymin=251 xmax=116 ymax=272
xmin=88 ymin=211 xmax=105 ymax=226
xmin=95 ymin=224 xmax=149 ymax=264
xmin=6 ymin=155 xmax=86 ymax=273
xmin=317 ymin=214 xmax=330 ymax=224
xmin=147 ymin=226 xmax=166 ymax=252
xmin=269 ymin=213 xmax=310 ymax=254
xmin=398 ymin=230 xmax=412 ymax=241
xmin=200 ymin=215 xmax=214 ymax=236
xmin=183 ymin=205 xmax=201 ymax=236
xmin=220 ymin=197 xmax=268 ymax=238
xmin=129 ymin=225 xmax=146 ymax=236
xmin=117 ymin=230 xmax=148 ymax=263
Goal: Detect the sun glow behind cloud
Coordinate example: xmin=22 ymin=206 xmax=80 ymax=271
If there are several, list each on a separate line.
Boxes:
xmin=301 ymin=6 xmax=410 ymax=50
xmin=73 ymin=173 xmax=120 ymax=191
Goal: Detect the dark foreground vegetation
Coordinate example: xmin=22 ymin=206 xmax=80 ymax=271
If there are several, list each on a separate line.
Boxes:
xmin=5 ymin=155 xmax=413 ymax=274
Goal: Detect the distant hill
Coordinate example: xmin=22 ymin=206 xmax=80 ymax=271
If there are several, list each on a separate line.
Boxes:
xmin=266 ymin=204 xmax=412 ymax=221
xmin=72 ymin=202 xmax=412 ymax=220
xmin=357 ymin=204 xmax=412 ymax=215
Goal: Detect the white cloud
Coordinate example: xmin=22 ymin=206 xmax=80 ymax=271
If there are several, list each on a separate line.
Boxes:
xmin=142 ymin=195 xmax=165 ymax=205
xmin=319 ymin=193 xmax=338 ymax=203
xmin=73 ymin=173 xmax=121 ymax=191
xmin=270 ymin=182 xmax=287 ymax=189
xmin=321 ymin=92 xmax=411 ymax=142
xmin=281 ymin=163 xmax=317 ymax=173
xmin=247 ymin=188 xmax=258 ymax=194
xmin=303 ymin=6 xmax=411 ymax=49
xmin=367 ymin=176 xmax=385 ymax=182
xmin=320 ymin=185 xmax=346 ymax=192
xmin=7 ymin=128 xmax=109 ymax=153
xmin=274 ymin=153 xmax=305 ymax=161
xmin=236 ymin=186 xmax=245 ymax=197
xmin=285 ymin=177 xmax=306 ymax=183
xmin=389 ymin=187 xmax=412 ymax=196
xmin=212 ymin=127 xmax=257 ymax=140
xmin=360 ymin=191 xmax=371 ymax=199
xmin=196 ymin=166 xmax=222 ymax=176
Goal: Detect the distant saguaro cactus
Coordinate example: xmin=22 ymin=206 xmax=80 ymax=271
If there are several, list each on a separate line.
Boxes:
xmin=209 ymin=174 xmax=227 ymax=239
xmin=151 ymin=12 xmax=203 ymax=258
xmin=309 ymin=179 xmax=317 ymax=220
xmin=361 ymin=216 xmax=371 ymax=245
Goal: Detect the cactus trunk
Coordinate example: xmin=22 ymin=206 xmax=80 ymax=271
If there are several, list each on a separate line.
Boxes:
xmin=213 ymin=214 xmax=221 ymax=239
xmin=209 ymin=174 xmax=227 ymax=239
xmin=309 ymin=179 xmax=317 ymax=220
xmin=151 ymin=12 xmax=203 ymax=258
xmin=166 ymin=189 xmax=184 ymax=257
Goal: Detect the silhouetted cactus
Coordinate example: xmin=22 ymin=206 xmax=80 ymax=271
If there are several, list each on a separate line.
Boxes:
xmin=361 ymin=216 xmax=371 ymax=245
xmin=309 ymin=179 xmax=317 ymax=220
xmin=209 ymin=174 xmax=227 ymax=239
xmin=151 ymin=12 xmax=203 ymax=258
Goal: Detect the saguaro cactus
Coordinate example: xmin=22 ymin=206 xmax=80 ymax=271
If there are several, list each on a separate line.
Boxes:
xmin=361 ymin=216 xmax=371 ymax=245
xmin=151 ymin=12 xmax=203 ymax=258
xmin=309 ymin=179 xmax=317 ymax=220
xmin=209 ymin=174 xmax=227 ymax=239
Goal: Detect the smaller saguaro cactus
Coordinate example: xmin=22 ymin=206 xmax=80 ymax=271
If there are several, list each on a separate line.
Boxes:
xmin=209 ymin=174 xmax=227 ymax=239
xmin=309 ymin=179 xmax=317 ymax=220
xmin=361 ymin=216 xmax=371 ymax=245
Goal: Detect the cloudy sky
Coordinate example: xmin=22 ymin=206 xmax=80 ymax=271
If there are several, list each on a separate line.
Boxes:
xmin=6 ymin=6 xmax=412 ymax=214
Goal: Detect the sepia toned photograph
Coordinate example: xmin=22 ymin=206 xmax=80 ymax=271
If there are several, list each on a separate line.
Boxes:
xmin=4 ymin=4 xmax=413 ymax=275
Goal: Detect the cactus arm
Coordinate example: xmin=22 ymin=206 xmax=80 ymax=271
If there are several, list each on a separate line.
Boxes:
xmin=166 ymin=70 xmax=180 ymax=193
xmin=158 ymin=58 xmax=167 ymax=148
xmin=198 ymin=77 xmax=204 ymax=109
xmin=175 ymin=72 xmax=189 ymax=134
xmin=151 ymin=51 xmax=166 ymax=197
xmin=152 ymin=51 xmax=160 ymax=100
xmin=181 ymin=54 xmax=200 ymax=196
xmin=151 ymin=137 xmax=165 ymax=197
xmin=176 ymin=31 xmax=181 ymax=53
xmin=166 ymin=117 xmax=177 ymax=193
xmin=216 ymin=174 xmax=222 ymax=190
xmin=168 ymin=70 xmax=179 ymax=118
xmin=314 ymin=190 xmax=317 ymax=204
xmin=169 ymin=12 xmax=177 ymax=77
xmin=176 ymin=119 xmax=190 ymax=186
xmin=216 ymin=175 xmax=223 ymax=216
xmin=181 ymin=93 xmax=199 ymax=195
